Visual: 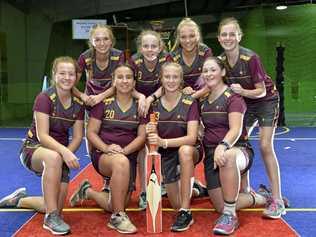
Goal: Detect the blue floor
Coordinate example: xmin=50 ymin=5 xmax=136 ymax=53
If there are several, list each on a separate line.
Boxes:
xmin=0 ymin=127 xmax=315 ymax=236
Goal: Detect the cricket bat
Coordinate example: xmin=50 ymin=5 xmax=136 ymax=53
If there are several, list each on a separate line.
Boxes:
xmin=146 ymin=113 xmax=162 ymax=233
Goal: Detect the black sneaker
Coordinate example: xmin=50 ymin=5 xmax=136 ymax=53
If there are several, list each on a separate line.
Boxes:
xmin=193 ymin=181 xmax=208 ymax=197
xmin=171 ymin=210 xmax=194 ymax=232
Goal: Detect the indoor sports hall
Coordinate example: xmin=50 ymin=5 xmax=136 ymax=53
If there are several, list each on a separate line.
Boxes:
xmin=0 ymin=0 xmax=315 ymax=236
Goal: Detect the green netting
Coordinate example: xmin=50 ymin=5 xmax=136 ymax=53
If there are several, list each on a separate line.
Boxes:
xmin=0 ymin=4 xmax=315 ymax=126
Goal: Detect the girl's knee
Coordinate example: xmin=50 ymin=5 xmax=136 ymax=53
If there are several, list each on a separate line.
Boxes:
xmin=223 ymin=150 xmax=237 ymax=167
xmin=112 ymin=155 xmax=130 ymax=173
xmin=179 ymin=145 xmax=194 ymax=162
xmin=44 ymin=152 xmax=63 ymax=168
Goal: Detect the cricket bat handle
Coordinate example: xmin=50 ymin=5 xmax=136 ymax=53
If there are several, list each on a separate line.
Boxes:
xmin=149 ymin=113 xmax=158 ymax=153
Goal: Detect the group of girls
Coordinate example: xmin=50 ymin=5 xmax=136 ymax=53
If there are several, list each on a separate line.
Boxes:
xmin=0 ymin=16 xmax=286 ymax=236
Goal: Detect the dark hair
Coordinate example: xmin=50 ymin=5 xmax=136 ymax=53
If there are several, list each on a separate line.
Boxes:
xmin=203 ymin=56 xmax=227 ymax=83
xmin=204 ymin=56 xmax=225 ymax=70
xmin=112 ymin=63 xmax=136 ymax=80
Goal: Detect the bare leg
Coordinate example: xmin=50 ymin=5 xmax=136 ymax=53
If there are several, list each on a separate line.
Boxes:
xmin=98 ymin=154 xmax=130 ymax=213
xmin=86 ymin=188 xmax=112 ymax=211
xmin=57 ymin=182 xmax=68 ymax=214
xmin=166 ymin=182 xmax=181 ymax=209
xmin=240 ymin=172 xmax=250 ymax=193
xmin=178 ymin=145 xmax=196 ymax=209
xmin=137 ymin=148 xmax=146 ymax=193
xmin=208 ymin=188 xmax=224 ymax=213
xmin=236 ymin=192 xmax=266 ymax=209
xmin=32 ymin=148 xmax=63 ymax=214
xmin=219 ymin=149 xmax=240 ymax=203
xmin=17 ymin=197 xmax=45 ymax=213
xmin=259 ymin=127 xmax=282 ymax=200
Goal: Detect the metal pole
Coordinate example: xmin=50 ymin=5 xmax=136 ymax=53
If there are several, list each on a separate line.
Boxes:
xmin=184 ymin=0 xmax=188 ymax=17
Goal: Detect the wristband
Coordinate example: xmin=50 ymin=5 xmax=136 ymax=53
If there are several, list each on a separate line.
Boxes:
xmin=219 ymin=140 xmax=231 ymax=150
xmin=162 ymin=139 xmax=168 ymax=149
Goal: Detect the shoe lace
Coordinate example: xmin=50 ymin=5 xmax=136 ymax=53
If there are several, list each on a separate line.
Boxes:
xmin=49 ymin=212 xmax=64 ymax=227
xmin=176 ymin=211 xmax=189 ymax=224
xmin=217 ymin=214 xmax=233 ymax=225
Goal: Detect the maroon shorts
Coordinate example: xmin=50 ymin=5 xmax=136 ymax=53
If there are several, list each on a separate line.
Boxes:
xmin=20 ymin=139 xmax=70 ymax=183
xmin=91 ymin=149 xmax=137 ymax=192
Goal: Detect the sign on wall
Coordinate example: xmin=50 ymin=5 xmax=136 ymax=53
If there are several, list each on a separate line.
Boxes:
xmin=72 ymin=19 xmax=107 ymax=39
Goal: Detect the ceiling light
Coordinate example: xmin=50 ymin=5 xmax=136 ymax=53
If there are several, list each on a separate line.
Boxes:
xmin=276 ymin=5 xmax=287 ymax=10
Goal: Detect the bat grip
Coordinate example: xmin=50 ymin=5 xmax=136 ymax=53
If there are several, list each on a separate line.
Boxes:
xmin=149 ymin=142 xmax=157 ymax=153
xmin=149 ymin=113 xmax=158 ymax=153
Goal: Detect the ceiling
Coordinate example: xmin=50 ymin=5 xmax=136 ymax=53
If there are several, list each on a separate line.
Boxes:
xmin=5 ymin=0 xmax=314 ymax=24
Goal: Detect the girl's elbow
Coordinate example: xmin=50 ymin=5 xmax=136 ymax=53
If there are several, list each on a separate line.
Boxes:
xmin=37 ymin=133 xmax=47 ymax=143
xmin=260 ymin=90 xmax=266 ymax=98
xmin=73 ymin=135 xmax=83 ymax=143
xmin=86 ymin=131 xmax=95 ymax=142
xmin=187 ymin=136 xmax=197 ymax=145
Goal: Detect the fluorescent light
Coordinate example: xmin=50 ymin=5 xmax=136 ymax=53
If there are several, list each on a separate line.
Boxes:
xmin=276 ymin=5 xmax=288 ymax=10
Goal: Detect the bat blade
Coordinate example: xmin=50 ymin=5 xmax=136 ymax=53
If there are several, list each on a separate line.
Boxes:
xmin=146 ymin=152 xmax=162 ymax=233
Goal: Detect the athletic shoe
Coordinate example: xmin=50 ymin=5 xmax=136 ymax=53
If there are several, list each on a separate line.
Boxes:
xmin=258 ymin=184 xmax=290 ymax=208
xmin=213 ymin=213 xmax=239 ymax=235
xmin=0 ymin=187 xmax=27 ymax=208
xmin=107 ymin=211 xmax=137 ymax=234
xmin=43 ymin=210 xmax=70 ymax=235
xmin=138 ymin=192 xmax=147 ymax=210
xmin=171 ymin=209 xmax=194 ymax=232
xmin=69 ymin=179 xmax=91 ymax=207
xmin=263 ymin=198 xmax=286 ymax=219
xmin=193 ymin=181 xmax=208 ymax=197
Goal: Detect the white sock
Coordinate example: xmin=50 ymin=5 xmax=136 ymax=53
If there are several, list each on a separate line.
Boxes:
xmin=223 ymin=201 xmax=236 ymax=216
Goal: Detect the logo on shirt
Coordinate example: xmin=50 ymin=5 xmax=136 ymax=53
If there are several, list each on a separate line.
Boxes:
xmin=138 ymin=71 xmax=142 ymax=80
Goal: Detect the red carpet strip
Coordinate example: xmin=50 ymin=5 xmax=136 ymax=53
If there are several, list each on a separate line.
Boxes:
xmin=15 ymin=164 xmax=298 ymax=236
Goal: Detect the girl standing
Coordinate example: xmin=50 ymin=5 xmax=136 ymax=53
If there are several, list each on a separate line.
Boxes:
xmin=217 ymin=17 xmax=285 ymax=219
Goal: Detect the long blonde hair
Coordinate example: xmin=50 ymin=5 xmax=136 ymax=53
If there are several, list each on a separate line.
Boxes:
xmin=171 ymin=18 xmax=202 ymax=51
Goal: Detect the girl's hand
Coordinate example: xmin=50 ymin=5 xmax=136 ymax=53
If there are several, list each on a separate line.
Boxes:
xmin=147 ymin=133 xmax=162 ymax=147
xmin=80 ymin=93 xmax=91 ymax=105
xmin=182 ymin=86 xmax=195 ymax=95
xmin=213 ymin=145 xmax=227 ymax=169
xmin=137 ymin=94 xmax=147 ymax=117
xmin=87 ymin=94 xmax=104 ymax=106
xmin=61 ymin=149 xmax=80 ymax=169
xmin=146 ymin=122 xmax=157 ymax=134
xmin=105 ymin=144 xmax=124 ymax=154
xmin=230 ymin=84 xmax=244 ymax=95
